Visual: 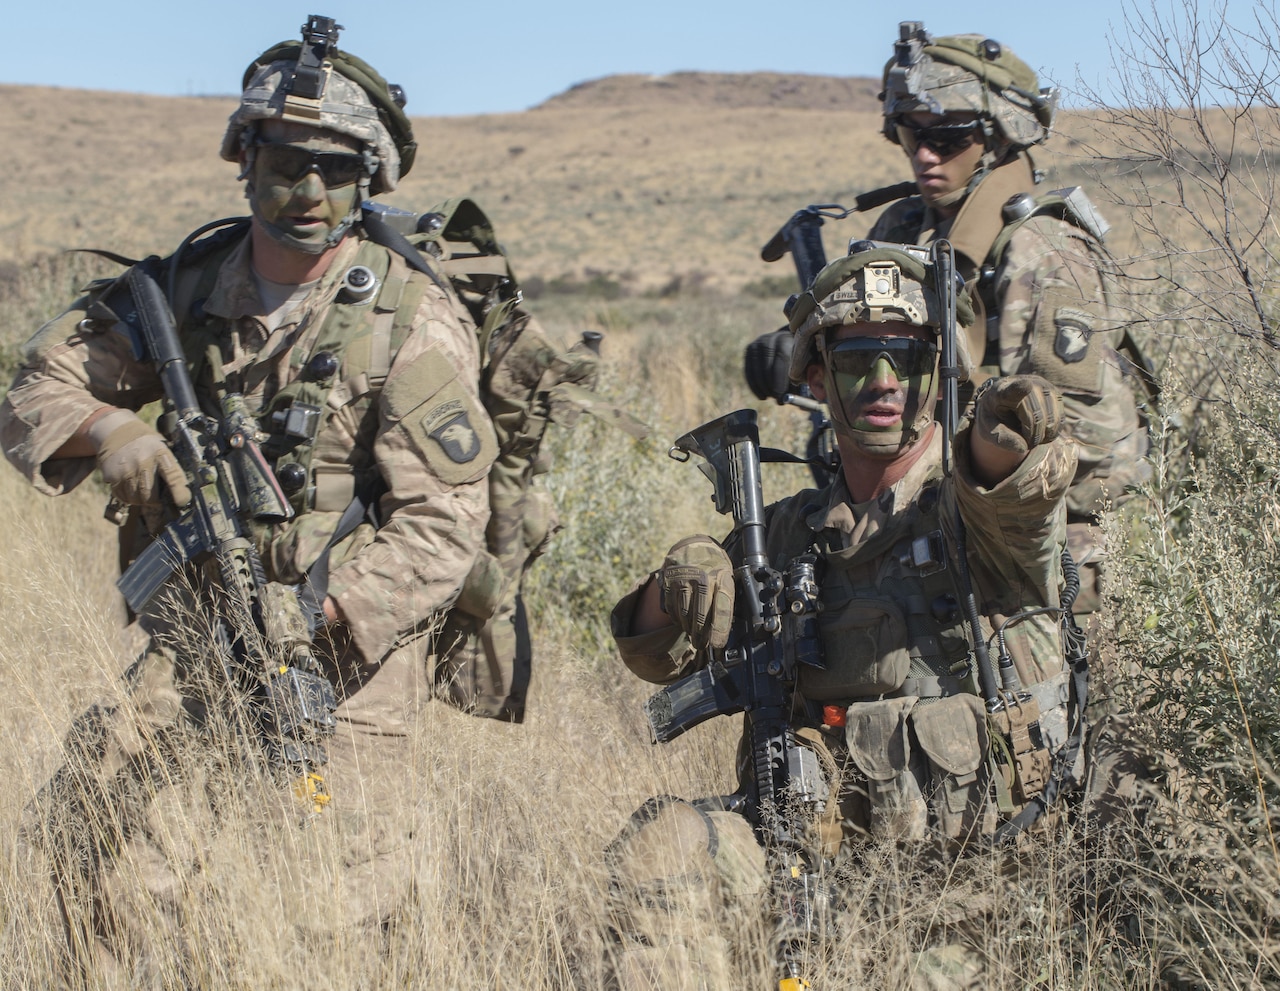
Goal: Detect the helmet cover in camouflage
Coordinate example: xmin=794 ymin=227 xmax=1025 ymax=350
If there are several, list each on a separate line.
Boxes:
xmin=221 ymin=37 xmax=416 ymax=194
xmin=787 ymin=244 xmax=974 ymax=382
xmin=880 ymin=24 xmax=1057 ymax=150
xmin=788 ymin=243 xmax=974 ymax=455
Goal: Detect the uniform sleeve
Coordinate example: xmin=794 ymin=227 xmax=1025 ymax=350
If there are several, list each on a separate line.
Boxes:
xmin=950 ymin=418 xmax=1075 ymax=607
xmin=324 ymin=280 xmax=498 ymax=665
xmin=0 ymin=298 xmax=162 ymax=495
xmin=608 ymin=495 xmax=804 ymax=685
xmin=948 ymin=419 xmax=1077 ymax=687
xmin=992 ymin=217 xmax=1148 ymax=514
xmin=610 ymin=575 xmax=698 ymax=685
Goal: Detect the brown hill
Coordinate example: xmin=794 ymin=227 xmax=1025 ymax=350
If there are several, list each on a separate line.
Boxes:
xmin=0 ymin=76 xmax=1113 ymax=296
xmin=535 ymin=71 xmax=883 ymax=112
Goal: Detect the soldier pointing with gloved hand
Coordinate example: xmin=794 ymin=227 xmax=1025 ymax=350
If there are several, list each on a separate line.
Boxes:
xmin=606 ymin=242 xmax=1122 ymax=988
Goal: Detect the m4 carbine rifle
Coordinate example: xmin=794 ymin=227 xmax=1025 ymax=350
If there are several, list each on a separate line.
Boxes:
xmin=107 ymin=256 xmax=337 ymax=809
xmin=645 ymin=408 xmax=829 ymax=991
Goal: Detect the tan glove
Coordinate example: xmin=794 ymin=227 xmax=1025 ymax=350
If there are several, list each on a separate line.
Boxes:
xmin=91 ymin=410 xmax=192 ymax=508
xmin=973 ymin=374 xmax=1063 ymax=456
xmin=659 ymin=534 xmax=735 ymax=651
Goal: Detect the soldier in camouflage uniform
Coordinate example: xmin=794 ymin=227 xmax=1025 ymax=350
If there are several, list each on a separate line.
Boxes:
xmin=869 ymin=22 xmax=1149 ymax=619
xmin=607 ymin=244 xmax=1083 ymax=989
xmin=0 ymin=18 xmax=542 ymax=981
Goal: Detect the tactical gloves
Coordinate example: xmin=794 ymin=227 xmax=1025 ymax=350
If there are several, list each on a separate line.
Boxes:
xmin=659 ymin=534 xmax=735 ymax=651
xmin=973 ymin=374 xmax=1063 ymax=456
xmin=91 ymin=409 xmax=192 ymax=508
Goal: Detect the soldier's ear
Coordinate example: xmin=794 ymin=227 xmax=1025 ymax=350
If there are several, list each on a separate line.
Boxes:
xmin=806 ymin=361 xmax=828 ymax=401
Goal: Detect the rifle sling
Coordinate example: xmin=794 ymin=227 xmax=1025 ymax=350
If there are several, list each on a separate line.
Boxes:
xmin=760 ymin=446 xmax=834 ymax=472
xmin=300 ymin=481 xmax=385 ymax=624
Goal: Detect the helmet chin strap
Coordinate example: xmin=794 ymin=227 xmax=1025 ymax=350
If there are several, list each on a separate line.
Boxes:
xmin=832 ymin=407 xmax=934 ymax=457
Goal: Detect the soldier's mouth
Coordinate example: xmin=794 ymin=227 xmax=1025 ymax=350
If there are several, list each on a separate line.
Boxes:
xmin=279 ymin=215 xmax=329 ymax=233
xmin=856 ymin=403 xmax=904 ymax=427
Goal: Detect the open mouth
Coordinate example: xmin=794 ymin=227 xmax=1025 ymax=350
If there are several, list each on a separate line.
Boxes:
xmin=856 ymin=402 xmax=904 ymax=429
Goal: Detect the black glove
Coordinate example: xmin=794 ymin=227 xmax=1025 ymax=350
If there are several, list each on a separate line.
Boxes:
xmin=744 ymin=327 xmax=795 ymax=402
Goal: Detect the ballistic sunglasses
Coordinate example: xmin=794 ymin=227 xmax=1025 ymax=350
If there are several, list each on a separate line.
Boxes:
xmin=894 ymin=120 xmax=984 ymax=158
xmin=254 ymin=142 xmax=367 ymax=188
xmin=826 ymin=336 xmax=938 ymax=382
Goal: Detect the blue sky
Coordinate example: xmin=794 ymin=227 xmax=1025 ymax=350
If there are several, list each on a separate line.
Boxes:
xmin=0 ymin=0 xmax=1227 ymax=115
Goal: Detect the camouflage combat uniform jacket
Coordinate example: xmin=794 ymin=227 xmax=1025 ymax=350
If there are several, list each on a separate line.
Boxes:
xmin=614 ymin=424 xmax=1079 ymax=842
xmin=0 ymin=230 xmax=495 ymax=668
xmin=868 ymin=186 xmax=1148 ymax=525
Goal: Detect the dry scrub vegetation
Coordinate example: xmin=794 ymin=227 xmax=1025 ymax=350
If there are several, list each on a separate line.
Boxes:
xmin=3 ymin=2 xmax=1280 ymax=985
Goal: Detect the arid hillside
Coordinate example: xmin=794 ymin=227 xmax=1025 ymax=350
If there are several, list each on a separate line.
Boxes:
xmin=534 ymin=70 xmax=884 ymax=111
xmin=0 ymin=74 xmax=1109 ymax=295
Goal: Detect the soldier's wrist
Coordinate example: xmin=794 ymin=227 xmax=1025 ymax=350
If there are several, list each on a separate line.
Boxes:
xmin=85 ymin=408 xmax=137 ymax=452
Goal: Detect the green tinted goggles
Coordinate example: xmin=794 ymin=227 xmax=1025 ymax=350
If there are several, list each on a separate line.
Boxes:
xmin=826 ymin=336 xmax=938 ymax=381
xmin=255 ymin=142 xmax=368 ymax=188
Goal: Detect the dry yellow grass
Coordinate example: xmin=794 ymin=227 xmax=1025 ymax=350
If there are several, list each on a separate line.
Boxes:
xmin=1 ymin=74 xmax=1276 ymax=989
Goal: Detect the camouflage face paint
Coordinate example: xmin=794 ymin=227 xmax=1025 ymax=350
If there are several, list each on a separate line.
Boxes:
xmin=820 ymin=328 xmax=940 ymax=457
xmin=246 ymin=122 xmax=365 ymax=254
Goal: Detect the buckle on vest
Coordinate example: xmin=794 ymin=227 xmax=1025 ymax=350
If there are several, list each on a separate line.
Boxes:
xmin=272 ymin=403 xmax=322 ymax=441
xmin=903 ymin=530 xmax=947 ymax=575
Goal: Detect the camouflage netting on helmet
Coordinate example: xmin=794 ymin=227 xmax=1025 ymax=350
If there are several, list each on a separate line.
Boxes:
xmin=787 ymin=245 xmax=974 ymax=381
xmin=221 ymin=43 xmax=416 ymax=194
xmin=881 ymin=32 xmax=1055 ymax=149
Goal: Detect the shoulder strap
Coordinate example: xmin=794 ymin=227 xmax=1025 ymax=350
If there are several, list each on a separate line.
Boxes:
xmin=948 ymin=155 xmax=1039 ymax=278
xmin=985 ymin=186 xmax=1110 ymax=275
xmin=360 ymin=207 xmax=451 ymax=296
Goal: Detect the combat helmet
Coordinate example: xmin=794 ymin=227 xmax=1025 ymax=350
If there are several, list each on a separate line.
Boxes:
xmin=221 ymin=15 xmax=417 ymax=196
xmin=880 ymin=21 xmax=1057 ymax=151
xmin=788 ymin=242 xmax=973 ymax=455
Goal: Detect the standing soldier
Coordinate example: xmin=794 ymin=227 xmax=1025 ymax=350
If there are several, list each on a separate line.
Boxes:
xmin=1 ymin=15 xmax=592 ymax=981
xmin=748 ymin=24 xmax=1149 ymax=625
xmin=869 ymin=22 xmax=1149 ymax=622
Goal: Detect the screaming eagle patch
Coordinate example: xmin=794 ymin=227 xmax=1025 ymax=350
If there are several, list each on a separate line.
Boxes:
xmin=424 ymin=399 xmax=481 ymax=463
xmin=1053 ymin=307 xmax=1094 ymax=364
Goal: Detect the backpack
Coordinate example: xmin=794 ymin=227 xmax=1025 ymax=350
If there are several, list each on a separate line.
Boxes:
xmin=371 ymin=198 xmax=646 ymax=721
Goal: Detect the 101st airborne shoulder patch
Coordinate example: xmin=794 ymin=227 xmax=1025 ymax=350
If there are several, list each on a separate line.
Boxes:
xmin=424 ymin=399 xmax=482 ymax=463
xmin=1030 ymin=294 xmax=1106 ymax=398
xmin=1053 ymin=307 xmax=1094 ymax=364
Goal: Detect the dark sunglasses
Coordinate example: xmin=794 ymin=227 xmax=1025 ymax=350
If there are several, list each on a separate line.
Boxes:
xmin=254 ymin=141 xmax=367 ymax=188
xmin=894 ymin=120 xmax=984 ymax=158
xmin=826 ymin=336 xmax=938 ymax=381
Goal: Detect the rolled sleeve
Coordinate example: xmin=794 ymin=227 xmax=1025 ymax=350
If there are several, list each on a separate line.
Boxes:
xmin=1 ymin=302 xmax=160 ymax=495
